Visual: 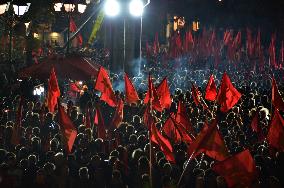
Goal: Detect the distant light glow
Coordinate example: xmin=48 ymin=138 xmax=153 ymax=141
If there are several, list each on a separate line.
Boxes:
xmin=0 ymin=3 xmax=8 ymax=15
xmin=64 ymin=4 xmax=75 ymax=12
xmin=104 ymin=0 xmax=120 ymax=17
xmin=129 ymin=0 xmax=144 ymax=17
xmin=54 ymin=3 xmax=63 ymax=11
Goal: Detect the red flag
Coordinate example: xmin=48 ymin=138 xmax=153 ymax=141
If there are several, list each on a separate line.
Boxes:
xmin=256 ymin=29 xmax=261 ymax=57
xmin=153 ymin=32 xmax=159 ymax=55
xmin=144 ymin=74 xmax=162 ymax=112
xmin=246 ymin=28 xmax=254 ymax=57
xmin=151 ymin=122 xmax=175 ymax=162
xmin=280 ymin=41 xmax=284 ymax=67
xmin=272 ymin=77 xmax=284 ymax=111
xmin=224 ymin=30 xmax=232 ymax=46
xmin=58 ymin=103 xmax=77 ymax=153
xmin=163 ymin=115 xmax=182 ymax=143
xmin=191 ymin=83 xmax=201 ymax=106
xmin=232 ymin=31 xmax=241 ymax=49
xmin=156 ymin=77 xmax=172 ymax=109
xmin=124 ymin=73 xmax=139 ymax=104
xmin=47 ymin=67 xmax=60 ymax=113
xmin=187 ymin=119 xmax=229 ymax=161
xmin=70 ymin=17 xmax=83 ymax=46
xmin=143 ymin=104 xmax=154 ymax=130
xmin=112 ymin=98 xmax=124 ymax=128
xmin=267 ymin=110 xmax=284 ymax=151
xmin=175 ymin=101 xmax=195 ymax=135
xmin=269 ymin=34 xmax=277 ymax=68
xmin=205 ymin=74 xmax=217 ymax=101
xmin=70 ymin=83 xmax=80 ymax=92
xmin=250 ymin=109 xmax=265 ymax=142
xmin=94 ymin=106 xmax=106 ymax=140
xmin=212 ymin=149 xmax=258 ymax=188
xmin=84 ymin=108 xmax=91 ymax=129
xmin=95 ymin=67 xmax=117 ymax=107
xmin=217 ymin=72 xmax=241 ymax=112
xmin=11 ymin=97 xmax=24 ymax=145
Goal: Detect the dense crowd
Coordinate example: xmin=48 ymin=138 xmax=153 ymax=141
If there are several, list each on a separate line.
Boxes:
xmin=0 ymin=39 xmax=284 ymax=188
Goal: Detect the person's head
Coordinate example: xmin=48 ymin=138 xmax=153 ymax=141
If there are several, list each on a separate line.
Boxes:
xmin=79 ymin=167 xmax=89 ymax=179
xmin=28 ymin=154 xmax=37 ymax=166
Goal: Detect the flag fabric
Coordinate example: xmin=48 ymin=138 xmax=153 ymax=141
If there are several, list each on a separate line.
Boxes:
xmin=205 ymin=74 xmax=217 ymax=101
xmin=112 ymin=98 xmax=124 ymax=128
xmin=191 ymin=83 xmax=202 ymax=106
xmin=267 ymin=109 xmax=284 ymax=151
xmin=124 ymin=73 xmax=139 ymax=104
xmin=163 ymin=115 xmax=182 ymax=143
xmin=95 ymin=67 xmax=117 ymax=107
xmin=94 ymin=106 xmax=106 ymax=140
xmin=272 ymin=77 xmax=284 ymax=111
xmin=47 ymin=67 xmax=61 ymax=113
xmin=69 ymin=17 xmax=83 ymax=46
xmin=84 ymin=108 xmax=91 ymax=129
xmin=187 ymin=119 xmax=229 ymax=161
xmin=143 ymin=104 xmax=154 ymax=130
xmin=58 ymin=103 xmax=77 ymax=153
xmin=156 ymin=77 xmax=172 ymax=109
xmin=153 ymin=32 xmax=160 ymax=55
xmin=144 ymin=74 xmax=162 ymax=112
xmin=11 ymin=97 xmax=24 ymax=145
xmin=269 ymin=34 xmax=277 ymax=68
xmin=151 ymin=122 xmax=175 ymax=162
xmin=212 ymin=149 xmax=258 ymax=188
xmin=176 ymin=101 xmax=195 ymax=135
xmin=232 ymin=31 xmax=241 ymax=49
xmin=217 ymin=72 xmax=241 ymax=112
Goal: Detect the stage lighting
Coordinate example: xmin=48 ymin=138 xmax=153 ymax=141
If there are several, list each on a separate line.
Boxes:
xmin=129 ymin=0 xmax=144 ymax=17
xmin=104 ymin=0 xmax=120 ymax=17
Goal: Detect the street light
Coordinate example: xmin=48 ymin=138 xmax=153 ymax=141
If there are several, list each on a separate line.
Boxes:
xmin=53 ymin=0 xmax=88 ymax=54
xmin=104 ymin=0 xmax=120 ymax=17
xmin=129 ymin=0 xmax=143 ymax=17
xmin=0 ymin=0 xmax=31 ymax=62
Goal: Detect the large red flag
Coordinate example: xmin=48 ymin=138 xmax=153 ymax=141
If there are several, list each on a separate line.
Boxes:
xmin=217 ymin=72 xmax=241 ymax=112
xmin=94 ymin=106 xmax=106 ymax=140
xmin=124 ymin=73 xmax=139 ymax=104
xmin=212 ymin=149 xmax=258 ymax=188
xmin=58 ymin=104 xmax=77 ymax=153
xmin=47 ymin=67 xmax=61 ymax=113
xmin=11 ymin=97 xmax=24 ymax=145
xmin=176 ymin=101 xmax=195 ymax=135
xmin=151 ymin=122 xmax=175 ymax=162
xmin=95 ymin=67 xmax=117 ymax=107
xmin=187 ymin=119 xmax=229 ymax=161
xmin=267 ymin=110 xmax=284 ymax=151
xmin=144 ymin=74 xmax=162 ymax=112
xmin=272 ymin=77 xmax=284 ymax=111
xmin=112 ymin=98 xmax=124 ymax=128
xmin=205 ymin=74 xmax=217 ymax=101
xmin=191 ymin=83 xmax=201 ymax=106
xmin=156 ymin=77 xmax=172 ymax=109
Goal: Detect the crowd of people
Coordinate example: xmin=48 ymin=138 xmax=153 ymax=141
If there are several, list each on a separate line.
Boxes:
xmin=0 ymin=29 xmax=284 ymax=188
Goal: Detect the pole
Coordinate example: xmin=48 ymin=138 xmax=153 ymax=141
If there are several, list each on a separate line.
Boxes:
xmin=177 ymin=152 xmax=195 ymax=187
xmin=123 ymin=18 xmax=126 ymax=72
xmin=66 ymin=13 xmax=71 ymax=54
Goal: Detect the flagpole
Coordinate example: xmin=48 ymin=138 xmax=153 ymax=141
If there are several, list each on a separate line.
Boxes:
xmin=177 ymin=152 xmax=195 ymax=187
xmin=148 ymin=73 xmax=153 ymax=188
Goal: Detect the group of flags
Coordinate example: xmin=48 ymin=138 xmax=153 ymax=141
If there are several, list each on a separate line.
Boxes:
xmin=11 ymin=64 xmax=284 ymax=187
xmin=147 ymin=28 xmax=284 ymax=71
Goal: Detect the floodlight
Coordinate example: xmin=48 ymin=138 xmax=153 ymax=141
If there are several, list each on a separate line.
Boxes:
xmin=104 ymin=0 xmax=120 ymax=17
xmin=129 ymin=0 xmax=143 ymax=17
xmin=0 ymin=1 xmax=8 ymax=15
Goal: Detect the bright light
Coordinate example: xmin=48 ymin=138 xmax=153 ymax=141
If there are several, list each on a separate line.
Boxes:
xmin=64 ymin=4 xmax=75 ymax=12
xmin=0 ymin=3 xmax=8 ymax=15
xmin=104 ymin=0 xmax=120 ymax=17
xmin=129 ymin=0 xmax=144 ymax=17
xmin=86 ymin=0 xmax=91 ymax=4
xmin=40 ymin=86 xmax=44 ymax=93
xmin=54 ymin=3 xmax=63 ymax=11
xmin=78 ymin=81 xmax=83 ymax=85
xmin=13 ymin=4 xmax=28 ymax=16
xmin=78 ymin=4 xmax=87 ymax=13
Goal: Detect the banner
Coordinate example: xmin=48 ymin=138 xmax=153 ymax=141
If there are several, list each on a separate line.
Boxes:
xmin=88 ymin=10 xmax=104 ymax=44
